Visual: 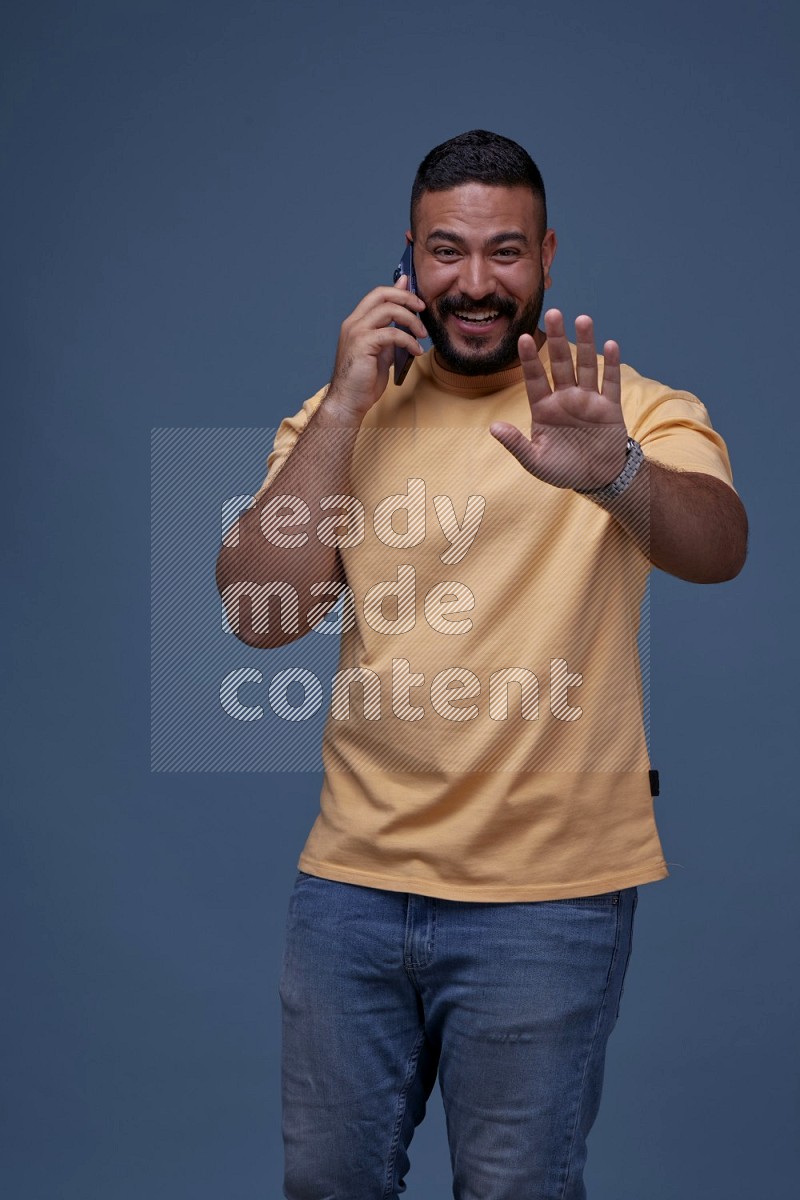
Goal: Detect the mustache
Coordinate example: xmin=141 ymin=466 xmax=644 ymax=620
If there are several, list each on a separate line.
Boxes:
xmin=435 ymin=295 xmax=518 ymax=318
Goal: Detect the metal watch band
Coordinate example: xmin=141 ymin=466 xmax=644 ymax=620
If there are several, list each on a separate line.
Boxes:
xmin=575 ymin=437 xmax=644 ymax=501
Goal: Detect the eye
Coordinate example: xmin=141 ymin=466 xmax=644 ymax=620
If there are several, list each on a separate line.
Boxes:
xmin=434 ymin=247 xmax=460 ymax=259
xmin=495 ymin=248 xmax=520 ymax=258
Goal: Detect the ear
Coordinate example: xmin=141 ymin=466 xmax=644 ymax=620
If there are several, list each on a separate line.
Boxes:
xmin=405 ymin=229 xmax=413 ymax=246
xmin=541 ymin=228 xmax=557 ymax=289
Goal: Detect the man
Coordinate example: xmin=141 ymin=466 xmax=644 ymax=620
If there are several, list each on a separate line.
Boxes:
xmin=217 ymin=130 xmax=747 ymax=1199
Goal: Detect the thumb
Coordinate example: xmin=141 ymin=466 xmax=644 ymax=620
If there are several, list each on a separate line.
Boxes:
xmin=490 ymin=421 xmax=537 ymax=474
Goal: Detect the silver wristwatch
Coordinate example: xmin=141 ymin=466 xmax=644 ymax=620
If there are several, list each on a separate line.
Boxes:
xmin=575 ymin=437 xmax=644 ymax=501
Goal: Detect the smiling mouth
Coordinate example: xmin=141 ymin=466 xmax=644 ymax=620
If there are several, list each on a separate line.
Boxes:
xmin=453 ymin=310 xmax=501 ymax=325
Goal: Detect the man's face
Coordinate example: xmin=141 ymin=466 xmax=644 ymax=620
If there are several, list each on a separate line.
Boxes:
xmin=409 ymin=183 xmax=557 ymax=376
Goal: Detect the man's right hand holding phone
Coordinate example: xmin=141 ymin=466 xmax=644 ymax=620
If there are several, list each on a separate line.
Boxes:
xmin=320 ymin=275 xmax=427 ymax=426
xmin=219 ymin=269 xmax=424 ymax=647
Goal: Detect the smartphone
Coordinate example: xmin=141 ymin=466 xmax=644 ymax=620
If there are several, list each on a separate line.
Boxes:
xmin=392 ymin=242 xmax=418 ymax=386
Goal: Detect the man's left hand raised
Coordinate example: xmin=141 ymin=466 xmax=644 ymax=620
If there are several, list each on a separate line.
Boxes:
xmin=490 ymin=309 xmax=628 ymax=492
xmin=491 ymin=308 xmax=748 ymax=583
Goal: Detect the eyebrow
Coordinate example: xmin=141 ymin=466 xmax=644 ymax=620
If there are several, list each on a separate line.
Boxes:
xmin=424 ymin=229 xmax=530 ymax=248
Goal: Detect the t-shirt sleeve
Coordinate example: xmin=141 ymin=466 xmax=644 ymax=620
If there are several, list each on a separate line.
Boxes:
xmin=253 ymin=385 xmax=329 ymax=501
xmin=622 ymin=369 xmax=735 ymax=487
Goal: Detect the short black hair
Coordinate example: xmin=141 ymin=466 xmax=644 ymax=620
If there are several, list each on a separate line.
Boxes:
xmin=410 ymin=129 xmax=547 ymax=234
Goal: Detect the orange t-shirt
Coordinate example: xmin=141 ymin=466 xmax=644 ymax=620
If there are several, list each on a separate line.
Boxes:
xmin=255 ymin=343 xmax=734 ymax=901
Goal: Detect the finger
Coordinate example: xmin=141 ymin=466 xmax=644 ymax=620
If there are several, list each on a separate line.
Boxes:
xmin=387 ymin=280 xmax=425 ymax=310
xmin=348 ymin=286 xmax=426 ymax=323
xmin=544 ymin=309 xmax=576 ymax=390
xmin=574 ymin=314 xmax=598 ymax=392
xmin=387 ymin=302 xmax=428 ymax=339
xmin=518 ymin=332 xmax=552 ymax=406
xmin=489 ymin=421 xmax=540 ymax=474
xmin=367 ymin=327 xmax=425 ymax=356
xmin=600 ymin=340 xmax=621 ymax=408
xmin=354 ymin=300 xmax=428 ymax=339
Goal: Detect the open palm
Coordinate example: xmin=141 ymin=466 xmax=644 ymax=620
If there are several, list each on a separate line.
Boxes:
xmin=490 ymin=309 xmax=629 ymax=491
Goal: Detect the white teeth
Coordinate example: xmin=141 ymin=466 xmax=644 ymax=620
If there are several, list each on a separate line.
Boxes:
xmin=455 ymin=311 xmax=499 ymax=321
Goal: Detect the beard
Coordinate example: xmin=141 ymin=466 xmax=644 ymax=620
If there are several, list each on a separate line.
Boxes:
xmin=418 ymin=276 xmax=545 ymax=377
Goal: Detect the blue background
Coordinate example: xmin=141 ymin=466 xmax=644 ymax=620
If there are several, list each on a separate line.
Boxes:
xmin=3 ymin=1 xmax=797 ymax=1196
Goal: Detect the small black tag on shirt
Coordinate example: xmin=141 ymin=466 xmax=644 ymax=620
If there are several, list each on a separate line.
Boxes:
xmin=649 ymin=769 xmax=660 ymax=797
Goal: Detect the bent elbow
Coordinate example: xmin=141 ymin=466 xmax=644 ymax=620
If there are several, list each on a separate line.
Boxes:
xmin=711 ymin=542 xmax=748 ymax=583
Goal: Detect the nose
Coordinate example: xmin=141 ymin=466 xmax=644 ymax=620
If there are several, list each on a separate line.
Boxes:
xmin=457 ymin=254 xmax=495 ymax=300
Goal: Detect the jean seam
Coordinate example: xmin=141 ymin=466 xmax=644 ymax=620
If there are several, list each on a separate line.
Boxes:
xmin=615 ymin=889 xmax=638 ymax=1020
xmin=558 ymin=897 xmax=624 ymax=1199
xmin=547 ymin=893 xmax=619 ymax=906
xmin=383 ymin=1028 xmax=427 ymax=1200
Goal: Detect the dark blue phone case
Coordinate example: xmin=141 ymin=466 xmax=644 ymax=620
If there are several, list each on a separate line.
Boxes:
xmin=392 ymin=243 xmax=418 ymax=385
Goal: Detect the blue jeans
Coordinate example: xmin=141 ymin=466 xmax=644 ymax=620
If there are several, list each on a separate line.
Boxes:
xmin=280 ymin=872 xmax=639 ymax=1200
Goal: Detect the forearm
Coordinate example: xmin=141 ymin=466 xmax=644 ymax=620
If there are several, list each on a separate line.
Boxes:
xmin=215 ymin=395 xmax=363 ymax=647
xmin=590 ymin=457 xmax=749 ymax=583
